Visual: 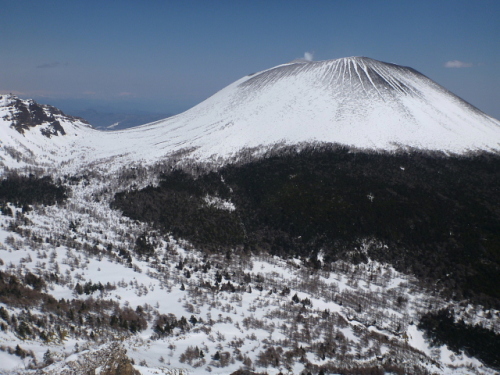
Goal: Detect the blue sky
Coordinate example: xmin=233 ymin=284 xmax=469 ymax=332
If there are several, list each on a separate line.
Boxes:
xmin=1 ymin=0 xmax=499 ymax=119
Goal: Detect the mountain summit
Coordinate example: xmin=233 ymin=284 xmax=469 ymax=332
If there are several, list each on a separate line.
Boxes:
xmin=1 ymin=57 xmax=500 ymax=169
xmin=130 ymin=56 xmax=498 ymax=158
xmin=0 ymin=94 xmax=90 ymax=137
xmin=1 ymin=59 xmax=500 ymax=375
xmin=0 ymin=94 xmax=92 ymax=168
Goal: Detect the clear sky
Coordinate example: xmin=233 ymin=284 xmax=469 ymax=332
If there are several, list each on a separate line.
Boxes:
xmin=1 ymin=0 xmax=499 ymax=119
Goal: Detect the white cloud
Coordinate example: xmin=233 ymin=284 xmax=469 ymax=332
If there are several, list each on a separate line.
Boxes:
xmin=444 ymin=60 xmax=473 ymax=68
xmin=304 ymin=52 xmax=314 ymax=62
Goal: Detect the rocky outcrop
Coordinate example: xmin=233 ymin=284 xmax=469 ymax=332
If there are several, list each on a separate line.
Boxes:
xmin=0 ymin=94 xmax=89 ymax=137
xmin=35 ymin=342 xmax=140 ymax=375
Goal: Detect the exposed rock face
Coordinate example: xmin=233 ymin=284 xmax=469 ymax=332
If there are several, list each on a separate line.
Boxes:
xmin=95 ymin=349 xmax=141 ymax=375
xmin=35 ymin=342 xmax=140 ymax=375
xmin=0 ymin=94 xmax=89 ymax=137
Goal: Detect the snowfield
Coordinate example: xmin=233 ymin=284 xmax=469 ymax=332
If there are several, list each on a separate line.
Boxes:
xmin=0 ymin=192 xmax=498 ymax=374
xmin=0 ymin=56 xmax=499 ymax=374
xmin=1 ymin=57 xmax=500 ymax=172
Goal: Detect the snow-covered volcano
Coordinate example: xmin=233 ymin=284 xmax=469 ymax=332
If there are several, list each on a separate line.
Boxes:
xmin=2 ymin=57 xmax=500 ymax=169
xmin=1 ymin=58 xmax=500 ymax=375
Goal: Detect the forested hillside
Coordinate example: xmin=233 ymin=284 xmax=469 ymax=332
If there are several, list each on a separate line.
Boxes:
xmin=112 ymin=147 xmax=500 ymax=308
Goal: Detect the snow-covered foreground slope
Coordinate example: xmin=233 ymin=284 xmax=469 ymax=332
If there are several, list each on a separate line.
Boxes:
xmin=0 ymin=173 xmax=498 ymax=375
xmin=2 ymin=57 xmax=500 ymax=172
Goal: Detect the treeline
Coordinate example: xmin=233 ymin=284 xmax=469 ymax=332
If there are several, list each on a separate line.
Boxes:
xmin=111 ymin=146 xmax=500 ymax=307
xmin=0 ymin=173 xmax=67 ymax=207
xmin=419 ymin=309 xmax=500 ymax=370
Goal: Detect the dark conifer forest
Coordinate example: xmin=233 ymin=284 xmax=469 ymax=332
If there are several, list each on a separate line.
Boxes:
xmin=112 ymin=147 xmax=500 ymax=307
xmin=419 ymin=309 xmax=500 ymax=370
xmin=0 ymin=174 xmax=67 ymax=207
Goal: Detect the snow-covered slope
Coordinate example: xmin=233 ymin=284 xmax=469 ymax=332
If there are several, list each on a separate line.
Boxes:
xmin=2 ymin=57 xmax=500 ymax=171
xmin=0 ymin=195 xmax=497 ymax=375
xmin=1 ymin=58 xmax=500 ymax=374
xmin=104 ymin=56 xmax=499 ymax=161
xmin=0 ymin=94 xmax=94 ymax=169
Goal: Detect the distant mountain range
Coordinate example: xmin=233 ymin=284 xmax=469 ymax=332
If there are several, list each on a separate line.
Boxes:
xmin=67 ymin=108 xmax=172 ymax=131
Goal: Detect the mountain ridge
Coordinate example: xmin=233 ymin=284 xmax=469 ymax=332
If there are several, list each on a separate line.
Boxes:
xmin=0 ymin=58 xmax=499 ymax=374
xmin=1 ymin=57 xmax=500 ymax=172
